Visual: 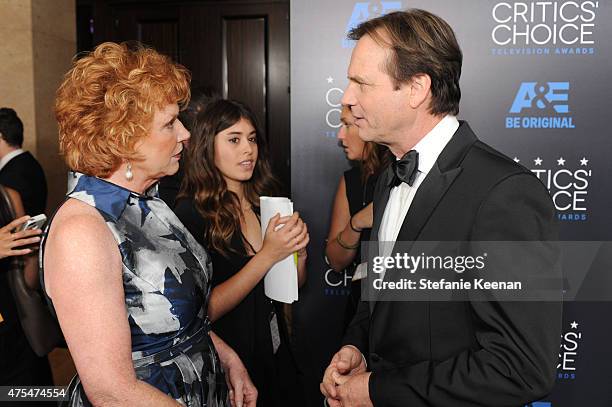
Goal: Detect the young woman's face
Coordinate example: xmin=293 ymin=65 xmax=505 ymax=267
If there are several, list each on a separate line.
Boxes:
xmin=337 ymin=105 xmax=366 ymax=161
xmin=214 ymin=117 xmax=259 ymax=186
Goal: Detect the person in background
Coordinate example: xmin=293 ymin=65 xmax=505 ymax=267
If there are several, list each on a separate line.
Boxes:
xmin=0 ymin=186 xmax=50 ymax=387
xmin=0 ymin=107 xmax=53 ymax=390
xmin=175 ymin=99 xmax=309 ymax=407
xmin=0 ymin=108 xmax=48 ymax=216
xmin=0 ymin=107 xmax=48 ymax=302
xmin=159 ymin=85 xmax=219 ymax=207
xmin=45 ymin=41 xmax=255 ymax=406
xmin=325 ymin=105 xmax=390 ymax=331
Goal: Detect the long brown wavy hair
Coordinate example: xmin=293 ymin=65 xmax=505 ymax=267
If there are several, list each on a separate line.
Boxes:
xmin=178 ymin=99 xmax=280 ymax=257
xmin=360 ymin=142 xmax=393 ymax=184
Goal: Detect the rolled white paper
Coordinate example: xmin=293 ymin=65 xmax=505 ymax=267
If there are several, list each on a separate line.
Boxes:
xmin=260 ymin=196 xmax=299 ymax=303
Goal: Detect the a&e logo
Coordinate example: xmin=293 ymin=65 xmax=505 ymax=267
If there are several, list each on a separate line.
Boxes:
xmin=510 ymin=82 xmax=569 ymax=114
xmin=343 ymin=1 xmax=402 ymax=48
xmin=506 ymin=82 xmax=575 ymax=129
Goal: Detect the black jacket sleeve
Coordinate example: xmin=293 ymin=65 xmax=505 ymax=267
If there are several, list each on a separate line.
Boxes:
xmin=341 ymin=297 xmax=370 ymax=355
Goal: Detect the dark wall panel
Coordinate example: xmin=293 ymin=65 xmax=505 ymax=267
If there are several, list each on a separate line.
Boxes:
xmin=223 ymin=17 xmax=267 ymax=133
xmin=91 ymin=0 xmax=290 ymax=192
xmin=139 ymin=20 xmax=179 ymax=62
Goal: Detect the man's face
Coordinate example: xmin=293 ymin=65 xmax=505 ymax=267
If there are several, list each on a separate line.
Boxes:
xmin=341 ymin=33 xmax=413 ymax=145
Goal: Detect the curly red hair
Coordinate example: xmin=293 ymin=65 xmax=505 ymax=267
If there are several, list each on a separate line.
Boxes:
xmin=55 ymin=42 xmax=191 ymax=177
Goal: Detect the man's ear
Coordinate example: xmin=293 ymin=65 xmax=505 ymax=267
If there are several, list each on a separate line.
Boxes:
xmin=408 ymin=73 xmax=432 ymax=110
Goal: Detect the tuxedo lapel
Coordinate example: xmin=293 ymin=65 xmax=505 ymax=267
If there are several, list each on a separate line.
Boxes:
xmin=395 ymin=164 xmax=461 ymax=243
xmin=397 ymin=121 xmax=477 ymax=243
xmin=365 ymin=166 xmax=393 ymax=313
xmin=370 ymin=165 xmax=394 ymax=255
xmin=370 ymin=121 xmax=477 ymax=314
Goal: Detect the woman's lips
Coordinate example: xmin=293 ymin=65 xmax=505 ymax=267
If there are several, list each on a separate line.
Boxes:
xmin=239 ymin=160 xmax=254 ymax=170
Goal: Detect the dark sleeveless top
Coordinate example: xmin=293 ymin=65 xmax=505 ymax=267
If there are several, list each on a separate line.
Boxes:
xmin=344 ymin=166 xmax=377 ymax=243
xmin=174 ymin=198 xmax=291 ymax=407
xmin=342 ymin=167 xmax=378 ymax=331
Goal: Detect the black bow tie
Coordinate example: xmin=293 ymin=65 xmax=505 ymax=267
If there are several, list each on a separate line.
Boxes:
xmin=388 ymin=150 xmax=419 ymax=188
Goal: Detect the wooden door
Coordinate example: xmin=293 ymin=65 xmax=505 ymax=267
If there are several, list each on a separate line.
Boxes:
xmin=91 ymin=0 xmax=291 ymax=192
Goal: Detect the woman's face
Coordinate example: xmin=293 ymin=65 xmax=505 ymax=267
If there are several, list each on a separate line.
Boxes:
xmin=134 ymin=103 xmax=190 ymax=180
xmin=337 ymin=106 xmax=365 ymax=161
xmin=214 ymin=117 xmax=258 ymax=188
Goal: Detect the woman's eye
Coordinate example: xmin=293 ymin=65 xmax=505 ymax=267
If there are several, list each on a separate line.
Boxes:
xmin=229 ymin=138 xmax=239 ymax=144
xmin=248 ymin=137 xmax=257 ymax=143
xmin=166 ymin=121 xmax=175 ymax=129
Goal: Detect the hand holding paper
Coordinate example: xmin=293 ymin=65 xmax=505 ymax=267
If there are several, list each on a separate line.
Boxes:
xmin=261 ymin=212 xmax=303 ymax=262
xmin=260 ymin=197 xmax=307 ymax=303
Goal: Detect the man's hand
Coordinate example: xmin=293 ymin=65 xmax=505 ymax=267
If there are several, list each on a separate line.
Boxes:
xmin=334 ymin=372 xmax=373 ymax=407
xmin=320 ymin=345 xmax=366 ymax=405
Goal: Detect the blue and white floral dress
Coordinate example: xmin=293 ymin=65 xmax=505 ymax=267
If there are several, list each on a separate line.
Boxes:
xmin=41 ymin=175 xmax=229 ymax=407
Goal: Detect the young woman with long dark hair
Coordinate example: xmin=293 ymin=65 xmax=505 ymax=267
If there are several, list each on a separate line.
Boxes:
xmin=175 ymin=99 xmax=309 ymax=407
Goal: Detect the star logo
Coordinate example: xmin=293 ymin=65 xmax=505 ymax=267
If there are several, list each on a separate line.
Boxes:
xmin=557 ymin=157 xmax=566 ymax=166
xmin=580 ymin=157 xmax=589 ymax=166
xmin=570 ymin=321 xmax=579 ymax=329
xmin=326 ymin=76 xmax=334 ymax=84
xmin=534 ymin=157 xmax=543 ymax=166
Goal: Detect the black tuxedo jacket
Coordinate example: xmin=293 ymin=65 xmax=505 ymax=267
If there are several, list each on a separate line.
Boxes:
xmin=0 ymin=151 xmax=47 ymax=215
xmin=342 ymin=122 xmax=562 ymax=407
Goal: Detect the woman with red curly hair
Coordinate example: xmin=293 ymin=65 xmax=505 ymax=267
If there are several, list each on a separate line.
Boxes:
xmin=43 ymin=42 xmax=256 ymax=406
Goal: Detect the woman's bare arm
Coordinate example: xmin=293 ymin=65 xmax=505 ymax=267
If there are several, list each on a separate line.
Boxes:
xmin=44 ymin=200 xmax=180 ymax=407
xmin=325 ymin=177 xmax=361 ymax=271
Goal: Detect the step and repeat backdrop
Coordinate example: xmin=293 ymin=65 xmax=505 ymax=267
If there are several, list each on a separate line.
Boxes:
xmin=290 ymin=1 xmax=612 ymax=406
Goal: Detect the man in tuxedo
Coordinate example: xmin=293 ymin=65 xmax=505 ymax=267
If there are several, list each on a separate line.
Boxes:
xmin=0 ymin=108 xmax=47 ymax=215
xmin=321 ymin=9 xmax=562 ymax=407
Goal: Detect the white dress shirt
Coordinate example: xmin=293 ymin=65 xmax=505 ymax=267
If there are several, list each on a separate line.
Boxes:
xmin=378 ymin=115 xmax=459 ymax=257
xmin=0 ymin=148 xmax=25 ymax=172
